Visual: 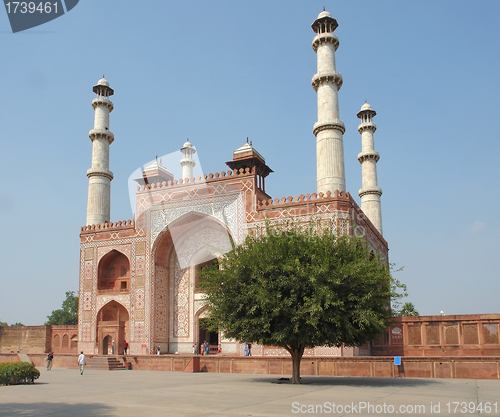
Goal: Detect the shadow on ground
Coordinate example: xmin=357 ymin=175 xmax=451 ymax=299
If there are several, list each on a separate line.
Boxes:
xmin=253 ymin=376 xmax=442 ymax=387
xmin=0 ymin=402 xmax=114 ymax=417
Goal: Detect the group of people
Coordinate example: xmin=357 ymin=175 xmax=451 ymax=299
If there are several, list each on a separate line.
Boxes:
xmin=191 ymin=341 xmax=223 ymax=355
xmin=243 ymin=343 xmax=252 ymax=356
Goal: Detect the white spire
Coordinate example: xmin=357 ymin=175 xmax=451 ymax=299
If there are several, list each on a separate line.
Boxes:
xmin=86 ymin=77 xmax=115 ymax=225
xmin=357 ymin=102 xmax=383 ymax=234
xmin=180 ymin=139 xmax=196 ymax=180
xmin=311 ymin=10 xmax=346 ymax=194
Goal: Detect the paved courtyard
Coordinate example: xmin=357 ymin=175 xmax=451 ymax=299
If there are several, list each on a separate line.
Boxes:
xmin=0 ymin=368 xmax=499 ymax=416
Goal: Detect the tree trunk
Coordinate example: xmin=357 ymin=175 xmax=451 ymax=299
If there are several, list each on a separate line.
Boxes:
xmin=290 ymin=346 xmax=305 ymax=384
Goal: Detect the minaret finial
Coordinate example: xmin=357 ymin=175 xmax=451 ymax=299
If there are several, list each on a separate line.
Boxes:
xmin=156 ymin=154 xmax=158 ymax=162
xmin=246 ymin=136 xmax=249 ymax=144
xmin=323 ymin=6 xmax=325 ymax=11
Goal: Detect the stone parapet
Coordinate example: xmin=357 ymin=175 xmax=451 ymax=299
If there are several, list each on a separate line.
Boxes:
xmin=135 ymin=167 xmax=255 ymax=194
xmin=81 ymin=219 xmax=134 ymax=233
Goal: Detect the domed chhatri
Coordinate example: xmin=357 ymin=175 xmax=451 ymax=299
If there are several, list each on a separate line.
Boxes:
xmin=181 ymin=139 xmax=193 ymax=149
xmin=97 ymin=77 xmax=109 ymax=87
xmin=361 ymin=102 xmax=372 ymax=111
xmin=317 ymin=10 xmax=332 ymax=19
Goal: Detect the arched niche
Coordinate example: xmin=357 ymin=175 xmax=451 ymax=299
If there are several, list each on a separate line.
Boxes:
xmin=96 ymin=301 xmax=130 ymax=355
xmin=97 ymin=250 xmax=130 ymax=294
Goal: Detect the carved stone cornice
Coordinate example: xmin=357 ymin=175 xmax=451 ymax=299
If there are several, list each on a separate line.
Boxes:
xmin=312 ymin=33 xmax=339 ymax=52
xmin=357 ymin=122 xmax=377 ymax=134
xmin=357 ymin=151 xmax=380 ymax=164
xmin=311 ymin=71 xmax=343 ymax=91
xmin=89 ymin=129 xmax=115 ymax=144
xmin=87 ymin=168 xmax=114 ymax=181
xmin=313 ymin=120 xmax=345 ymax=136
xmin=359 ymin=187 xmax=382 ymax=198
xmin=91 ymin=98 xmax=114 ymax=112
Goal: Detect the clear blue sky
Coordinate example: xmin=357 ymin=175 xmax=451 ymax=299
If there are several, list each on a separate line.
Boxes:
xmin=1 ymin=1 xmax=499 ymax=325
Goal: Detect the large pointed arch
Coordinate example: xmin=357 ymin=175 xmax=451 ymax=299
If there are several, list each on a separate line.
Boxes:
xmin=149 ymin=212 xmax=234 ymax=352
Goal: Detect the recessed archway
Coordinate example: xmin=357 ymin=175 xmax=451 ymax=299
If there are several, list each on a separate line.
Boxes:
xmin=97 ymin=250 xmax=130 ymax=294
xmin=96 ymin=301 xmax=129 ymax=355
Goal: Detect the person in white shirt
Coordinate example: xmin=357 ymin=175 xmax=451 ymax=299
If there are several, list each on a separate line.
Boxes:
xmin=78 ymin=352 xmax=86 ymax=375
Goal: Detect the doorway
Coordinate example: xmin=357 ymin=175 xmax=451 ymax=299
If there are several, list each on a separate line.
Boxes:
xmin=199 ymin=319 xmax=218 ymax=353
xmin=102 ymin=335 xmax=112 ymax=355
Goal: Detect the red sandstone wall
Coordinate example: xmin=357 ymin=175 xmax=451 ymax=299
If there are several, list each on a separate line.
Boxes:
xmin=0 ymin=326 xmax=50 ymax=354
xmin=2 ymin=353 xmax=498 ymax=379
xmin=131 ymin=356 xmax=500 ymax=380
xmin=372 ymin=314 xmax=500 ymax=357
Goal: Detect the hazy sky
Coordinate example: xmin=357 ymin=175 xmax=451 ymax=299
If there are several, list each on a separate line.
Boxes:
xmin=1 ymin=1 xmax=499 ymax=325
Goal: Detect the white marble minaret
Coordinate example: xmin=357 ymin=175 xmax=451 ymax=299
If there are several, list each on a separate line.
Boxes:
xmin=86 ymin=77 xmax=114 ymax=226
xmin=311 ymin=10 xmax=346 ymax=194
xmin=357 ymin=102 xmax=383 ymax=234
xmin=180 ymin=139 xmax=196 ymax=180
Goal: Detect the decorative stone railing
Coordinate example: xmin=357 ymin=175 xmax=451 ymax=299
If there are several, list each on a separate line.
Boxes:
xmin=257 ymin=189 xmax=351 ymax=209
xmin=81 ymin=219 xmax=134 ymax=232
xmin=136 ymin=167 xmax=255 ymax=193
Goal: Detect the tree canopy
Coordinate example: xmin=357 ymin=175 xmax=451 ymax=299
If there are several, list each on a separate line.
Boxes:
xmin=397 ymin=302 xmax=419 ymax=317
xmin=45 ymin=291 xmax=79 ymax=325
xmin=200 ymin=220 xmax=402 ymax=383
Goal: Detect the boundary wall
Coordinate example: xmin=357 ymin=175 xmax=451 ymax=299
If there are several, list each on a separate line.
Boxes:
xmin=2 ymin=354 xmax=499 ymax=380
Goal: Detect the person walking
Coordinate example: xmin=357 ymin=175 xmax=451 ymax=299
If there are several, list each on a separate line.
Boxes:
xmin=124 ymin=340 xmax=129 ymax=355
xmin=78 ymin=351 xmax=86 ymax=375
xmin=46 ymin=351 xmax=54 ymax=370
xmin=248 ymin=343 xmax=252 ymax=357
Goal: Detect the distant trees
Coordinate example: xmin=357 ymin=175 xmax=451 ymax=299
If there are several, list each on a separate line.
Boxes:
xmin=0 ymin=321 xmax=24 ymax=327
xmin=397 ymin=302 xmax=419 ymax=317
xmin=45 ymin=291 xmax=79 ymax=325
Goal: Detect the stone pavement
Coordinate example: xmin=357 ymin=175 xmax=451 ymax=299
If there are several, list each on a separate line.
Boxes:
xmin=0 ymin=368 xmax=499 ymax=417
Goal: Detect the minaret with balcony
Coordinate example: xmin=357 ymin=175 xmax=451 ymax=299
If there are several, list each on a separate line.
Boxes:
xmin=180 ymin=139 xmax=196 ymax=180
xmin=311 ymin=10 xmax=346 ymax=194
xmin=357 ymin=102 xmax=383 ymax=234
xmin=86 ymin=77 xmax=114 ymax=225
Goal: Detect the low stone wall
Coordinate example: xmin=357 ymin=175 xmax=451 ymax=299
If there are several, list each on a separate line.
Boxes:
xmin=192 ymin=356 xmax=500 ymax=379
xmin=3 ymin=353 xmax=498 ymax=379
xmin=28 ymin=353 xmax=79 ymax=369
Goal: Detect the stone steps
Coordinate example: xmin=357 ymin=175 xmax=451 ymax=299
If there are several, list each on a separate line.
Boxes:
xmin=86 ymin=356 xmax=127 ymax=370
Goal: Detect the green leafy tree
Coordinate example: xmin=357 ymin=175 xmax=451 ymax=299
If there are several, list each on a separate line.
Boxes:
xmin=0 ymin=320 xmax=8 ymax=327
xmin=200 ymin=220 xmax=404 ymax=384
xmin=11 ymin=322 xmax=25 ymax=327
xmin=397 ymin=302 xmax=419 ymax=317
xmin=45 ymin=291 xmax=79 ymax=325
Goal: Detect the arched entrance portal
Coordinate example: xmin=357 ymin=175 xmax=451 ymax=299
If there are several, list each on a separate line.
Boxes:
xmin=199 ymin=319 xmax=219 ymax=352
xmin=97 ymin=301 xmax=129 ymax=355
